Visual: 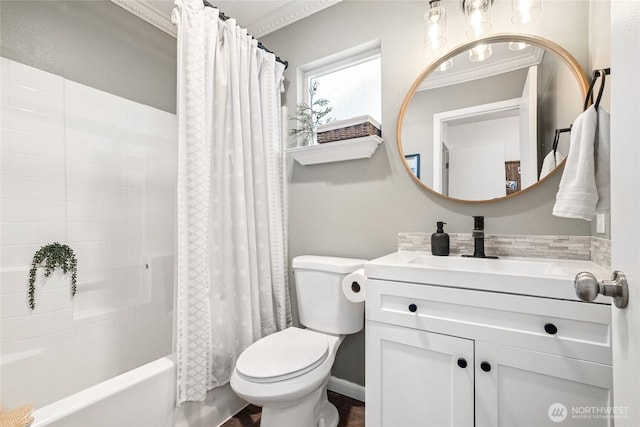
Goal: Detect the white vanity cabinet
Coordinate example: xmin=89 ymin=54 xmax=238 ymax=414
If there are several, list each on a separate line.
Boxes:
xmin=365 ymin=278 xmax=613 ymax=427
xmin=475 ymin=341 xmax=613 ymax=427
xmin=367 ymin=321 xmax=474 ymax=427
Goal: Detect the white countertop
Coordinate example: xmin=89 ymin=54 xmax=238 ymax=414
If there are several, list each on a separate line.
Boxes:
xmin=364 ymin=251 xmax=612 ymax=304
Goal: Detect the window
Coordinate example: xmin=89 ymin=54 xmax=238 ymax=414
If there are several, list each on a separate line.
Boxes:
xmin=302 ymin=49 xmax=381 ymax=124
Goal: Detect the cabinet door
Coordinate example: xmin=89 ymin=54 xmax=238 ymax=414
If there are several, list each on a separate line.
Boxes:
xmin=475 ymin=341 xmax=613 ymax=427
xmin=366 ymin=321 xmax=474 ymax=427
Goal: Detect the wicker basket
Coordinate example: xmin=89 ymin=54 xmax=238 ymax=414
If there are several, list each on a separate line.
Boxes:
xmin=317 ymin=115 xmax=381 ymax=144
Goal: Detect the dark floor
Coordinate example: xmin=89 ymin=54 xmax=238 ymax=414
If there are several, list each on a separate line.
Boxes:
xmin=222 ymin=391 xmax=365 ymax=427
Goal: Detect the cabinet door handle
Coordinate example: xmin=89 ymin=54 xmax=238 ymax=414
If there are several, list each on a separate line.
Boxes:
xmin=544 ymin=323 xmax=558 ymax=335
xmin=457 ymin=358 xmax=468 ymax=368
xmin=480 ymin=361 xmax=491 ymax=372
xmin=408 ymin=303 xmax=417 ymax=313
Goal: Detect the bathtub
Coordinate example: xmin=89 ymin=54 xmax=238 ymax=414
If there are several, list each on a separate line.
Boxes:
xmin=32 ymin=356 xmax=247 ymax=427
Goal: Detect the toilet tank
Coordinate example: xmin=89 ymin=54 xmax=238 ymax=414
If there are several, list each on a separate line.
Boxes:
xmin=292 ymin=255 xmax=366 ymax=335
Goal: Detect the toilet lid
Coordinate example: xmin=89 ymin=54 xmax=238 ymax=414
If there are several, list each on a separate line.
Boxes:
xmin=235 ymin=327 xmax=329 ymax=383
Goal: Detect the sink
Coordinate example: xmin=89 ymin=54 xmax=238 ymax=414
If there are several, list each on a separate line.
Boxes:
xmin=364 ymin=251 xmax=611 ymax=302
xmin=408 ymin=254 xmax=556 ymax=276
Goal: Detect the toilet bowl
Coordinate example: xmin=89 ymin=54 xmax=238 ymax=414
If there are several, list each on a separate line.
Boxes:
xmin=229 ymin=255 xmax=366 ymax=427
xmin=230 ymin=327 xmax=342 ymax=427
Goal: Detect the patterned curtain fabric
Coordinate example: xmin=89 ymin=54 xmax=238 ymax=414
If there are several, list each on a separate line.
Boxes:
xmin=172 ymin=0 xmax=290 ymax=404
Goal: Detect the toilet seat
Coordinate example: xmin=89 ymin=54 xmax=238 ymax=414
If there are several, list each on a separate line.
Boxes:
xmin=235 ymin=327 xmax=329 ymax=383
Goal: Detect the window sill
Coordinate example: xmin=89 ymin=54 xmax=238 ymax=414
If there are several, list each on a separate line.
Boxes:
xmin=286 ymin=135 xmax=383 ymax=166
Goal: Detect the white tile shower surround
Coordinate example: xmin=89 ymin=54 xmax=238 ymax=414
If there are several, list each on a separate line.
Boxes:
xmin=0 ymin=57 xmax=177 ymax=409
xmin=398 ymin=232 xmax=611 ymax=268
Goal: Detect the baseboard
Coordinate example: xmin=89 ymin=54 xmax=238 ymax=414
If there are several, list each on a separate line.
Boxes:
xmin=327 ymin=376 xmax=365 ymax=403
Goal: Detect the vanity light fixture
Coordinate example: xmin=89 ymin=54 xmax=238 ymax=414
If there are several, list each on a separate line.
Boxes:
xmin=512 ymin=0 xmax=542 ymax=24
xmin=508 ymin=41 xmax=530 ymax=50
xmin=425 ymin=0 xmax=447 ymax=50
xmin=424 ymin=0 xmax=540 ymax=50
xmin=468 ymin=44 xmax=493 ymax=62
xmin=462 ymin=0 xmax=493 ymax=38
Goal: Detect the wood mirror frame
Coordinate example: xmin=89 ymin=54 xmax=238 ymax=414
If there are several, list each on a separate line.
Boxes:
xmin=397 ymin=34 xmax=589 ymax=204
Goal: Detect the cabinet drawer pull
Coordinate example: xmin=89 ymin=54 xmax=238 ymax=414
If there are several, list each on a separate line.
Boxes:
xmin=480 ymin=361 xmax=492 ymax=372
xmin=544 ymin=323 xmax=558 ymax=335
xmin=457 ymin=358 xmax=468 ymax=368
xmin=408 ymin=303 xmax=417 ymax=313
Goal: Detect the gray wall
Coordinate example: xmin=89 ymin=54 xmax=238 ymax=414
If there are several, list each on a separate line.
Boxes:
xmin=589 ymin=0 xmax=612 ymax=239
xmin=0 ymin=1 xmax=176 ymax=113
xmin=262 ymin=0 xmax=594 ymax=386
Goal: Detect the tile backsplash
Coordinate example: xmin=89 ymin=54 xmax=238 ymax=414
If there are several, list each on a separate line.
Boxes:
xmin=590 ymin=237 xmax=612 ymax=267
xmin=398 ymin=232 xmax=611 ymax=268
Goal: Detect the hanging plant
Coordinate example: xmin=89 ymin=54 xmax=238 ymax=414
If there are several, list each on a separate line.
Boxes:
xmin=28 ymin=242 xmax=77 ymax=310
xmin=290 ymin=80 xmax=333 ymax=147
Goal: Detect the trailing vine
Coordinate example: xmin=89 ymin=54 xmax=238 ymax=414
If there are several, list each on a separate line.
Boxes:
xmin=28 ymin=242 xmax=77 ymax=310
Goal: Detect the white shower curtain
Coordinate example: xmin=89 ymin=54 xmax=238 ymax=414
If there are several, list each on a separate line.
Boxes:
xmin=172 ymin=0 xmax=290 ymax=404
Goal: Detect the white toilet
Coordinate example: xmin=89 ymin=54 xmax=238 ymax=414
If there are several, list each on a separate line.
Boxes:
xmin=230 ymin=255 xmax=366 ymax=427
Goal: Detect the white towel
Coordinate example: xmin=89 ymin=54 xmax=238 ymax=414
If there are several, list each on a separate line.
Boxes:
xmin=595 ymin=107 xmax=611 ymax=214
xmin=540 ymin=149 xmax=566 ymax=179
xmin=553 ymin=106 xmax=599 ymax=221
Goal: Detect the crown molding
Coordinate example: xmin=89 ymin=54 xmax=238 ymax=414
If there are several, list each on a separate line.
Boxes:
xmin=110 ymin=0 xmax=341 ymax=39
xmin=111 ymin=0 xmax=177 ymax=37
xmin=419 ymin=46 xmax=545 ymax=91
xmin=247 ymin=0 xmax=342 ymax=38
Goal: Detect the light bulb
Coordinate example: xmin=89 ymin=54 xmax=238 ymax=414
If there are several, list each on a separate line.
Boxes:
xmin=437 ymin=59 xmax=454 ymax=71
xmin=512 ymin=0 xmax=541 ymax=24
xmin=508 ymin=41 xmax=530 ymax=51
xmin=469 ymin=44 xmax=493 ymax=62
xmin=464 ymin=0 xmax=492 ymax=38
xmin=425 ymin=1 xmax=447 ymax=50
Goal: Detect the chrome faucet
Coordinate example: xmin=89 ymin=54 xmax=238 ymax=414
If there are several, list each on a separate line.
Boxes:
xmin=463 ymin=216 xmax=498 ymax=259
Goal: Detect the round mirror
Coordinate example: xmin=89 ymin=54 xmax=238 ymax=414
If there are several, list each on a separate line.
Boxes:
xmin=397 ymin=35 xmax=588 ymax=203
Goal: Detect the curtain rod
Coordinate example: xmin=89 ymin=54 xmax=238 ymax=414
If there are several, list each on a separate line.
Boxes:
xmin=202 ymin=0 xmax=289 ymax=69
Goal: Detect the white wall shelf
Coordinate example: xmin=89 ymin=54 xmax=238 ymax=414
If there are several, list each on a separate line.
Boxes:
xmin=286 ymin=135 xmax=383 ymax=165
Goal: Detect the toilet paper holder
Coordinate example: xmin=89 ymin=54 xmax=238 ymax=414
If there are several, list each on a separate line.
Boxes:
xmin=351 ymin=281 xmax=361 ymax=293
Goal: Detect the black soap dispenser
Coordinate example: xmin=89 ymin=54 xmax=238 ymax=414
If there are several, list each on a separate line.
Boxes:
xmin=431 ymin=221 xmax=450 ymax=256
